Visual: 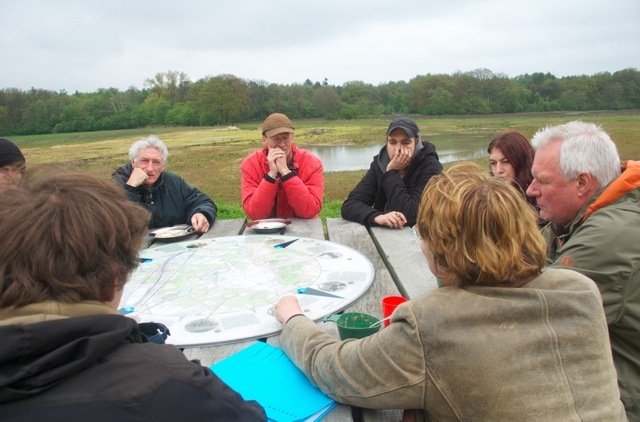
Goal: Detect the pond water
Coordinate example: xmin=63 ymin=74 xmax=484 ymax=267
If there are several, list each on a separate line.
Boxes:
xmin=306 ymin=134 xmax=489 ymax=172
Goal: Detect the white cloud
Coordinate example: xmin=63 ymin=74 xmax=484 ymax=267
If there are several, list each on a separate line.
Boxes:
xmin=1 ymin=0 xmax=638 ymax=92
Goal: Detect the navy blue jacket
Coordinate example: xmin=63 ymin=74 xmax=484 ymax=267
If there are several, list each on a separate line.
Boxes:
xmin=113 ymin=163 xmax=217 ymax=229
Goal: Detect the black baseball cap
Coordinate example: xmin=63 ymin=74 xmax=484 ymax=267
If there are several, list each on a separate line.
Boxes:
xmin=386 ymin=117 xmax=420 ymax=139
xmin=0 ymin=138 xmax=25 ymax=167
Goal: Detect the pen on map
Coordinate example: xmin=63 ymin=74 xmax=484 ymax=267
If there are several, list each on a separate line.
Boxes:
xmin=297 ymin=287 xmax=344 ymax=299
xmin=274 ymin=238 xmax=299 ymax=249
xmin=139 ymin=257 xmax=152 ymax=263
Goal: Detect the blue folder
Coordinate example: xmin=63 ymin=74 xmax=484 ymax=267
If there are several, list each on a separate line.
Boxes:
xmin=211 ymin=342 xmax=337 ymax=422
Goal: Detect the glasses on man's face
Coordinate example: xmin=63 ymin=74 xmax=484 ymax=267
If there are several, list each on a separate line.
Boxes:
xmin=270 ymin=134 xmax=292 ymax=143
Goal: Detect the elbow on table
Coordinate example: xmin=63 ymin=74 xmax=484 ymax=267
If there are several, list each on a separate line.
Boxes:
xmin=297 ymin=207 xmax=322 ymax=219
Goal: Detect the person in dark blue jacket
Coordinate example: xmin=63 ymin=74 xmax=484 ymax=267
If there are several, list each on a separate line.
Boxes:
xmin=341 ymin=117 xmax=442 ymax=228
xmin=112 ymin=135 xmax=217 ymax=232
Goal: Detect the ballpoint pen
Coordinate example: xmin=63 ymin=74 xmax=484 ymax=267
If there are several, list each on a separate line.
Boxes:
xmin=297 ymin=287 xmax=344 ymax=299
xmin=274 ymin=238 xmax=299 ymax=249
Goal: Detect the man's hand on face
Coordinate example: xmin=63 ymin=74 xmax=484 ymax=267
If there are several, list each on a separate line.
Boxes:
xmin=126 ymin=167 xmax=148 ymax=187
xmin=266 ymin=147 xmax=290 ymax=178
xmin=387 ymin=145 xmax=413 ymax=172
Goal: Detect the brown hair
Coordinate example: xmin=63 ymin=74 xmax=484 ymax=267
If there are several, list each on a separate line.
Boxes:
xmin=0 ymin=167 xmax=150 ymax=307
xmin=416 ymin=162 xmax=545 ymax=287
xmin=487 ymin=131 xmax=536 ymax=206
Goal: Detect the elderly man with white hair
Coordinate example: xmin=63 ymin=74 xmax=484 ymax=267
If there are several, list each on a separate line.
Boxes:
xmin=112 ymin=135 xmax=217 ymax=232
xmin=526 ymin=120 xmax=640 ymax=419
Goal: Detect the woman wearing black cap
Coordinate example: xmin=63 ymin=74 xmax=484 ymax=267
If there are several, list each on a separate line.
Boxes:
xmin=0 ymin=138 xmax=26 ymax=191
xmin=341 ymin=117 xmax=443 ymax=228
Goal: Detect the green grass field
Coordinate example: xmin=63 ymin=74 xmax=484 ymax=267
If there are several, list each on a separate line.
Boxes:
xmin=11 ymin=111 xmax=640 ymax=220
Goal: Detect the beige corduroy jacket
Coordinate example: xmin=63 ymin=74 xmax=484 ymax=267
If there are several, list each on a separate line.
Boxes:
xmin=280 ymin=268 xmax=627 ymax=421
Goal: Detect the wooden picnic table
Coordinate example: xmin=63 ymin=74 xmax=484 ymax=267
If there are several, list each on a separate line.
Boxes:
xmin=148 ymin=217 xmax=436 ymax=422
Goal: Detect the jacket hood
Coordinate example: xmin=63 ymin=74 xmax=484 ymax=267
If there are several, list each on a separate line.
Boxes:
xmin=0 ymin=314 xmax=142 ymax=404
xmin=580 ymin=160 xmax=640 ymax=224
xmin=376 ymin=140 xmax=435 ymax=173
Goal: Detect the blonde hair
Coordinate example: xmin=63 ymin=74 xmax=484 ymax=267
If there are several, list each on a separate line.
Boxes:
xmin=416 ymin=162 xmax=545 ymax=287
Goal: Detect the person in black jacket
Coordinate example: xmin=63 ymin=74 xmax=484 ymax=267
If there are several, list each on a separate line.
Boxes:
xmin=0 ymin=170 xmax=266 ymax=422
xmin=0 ymin=138 xmax=26 ymax=192
xmin=341 ymin=117 xmax=443 ymax=228
xmin=112 ymin=135 xmax=217 ymax=232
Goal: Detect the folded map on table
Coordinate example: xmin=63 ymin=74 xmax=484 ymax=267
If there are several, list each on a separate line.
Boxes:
xmin=210 ymin=342 xmax=336 ymax=422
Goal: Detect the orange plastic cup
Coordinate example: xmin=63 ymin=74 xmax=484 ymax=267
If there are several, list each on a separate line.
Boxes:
xmin=382 ymin=295 xmax=407 ymax=327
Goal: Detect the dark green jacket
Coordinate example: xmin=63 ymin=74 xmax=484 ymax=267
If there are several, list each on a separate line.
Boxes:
xmin=543 ymin=160 xmax=640 ymax=419
xmin=113 ymin=163 xmax=217 ymax=229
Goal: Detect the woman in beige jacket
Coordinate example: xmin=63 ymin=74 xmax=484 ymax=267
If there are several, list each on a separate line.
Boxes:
xmin=275 ymin=162 xmax=626 ymax=421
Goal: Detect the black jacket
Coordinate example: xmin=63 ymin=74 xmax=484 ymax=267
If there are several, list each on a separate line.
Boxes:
xmin=0 ymin=314 xmax=266 ymax=421
xmin=112 ymin=163 xmax=217 ymax=229
xmin=341 ymin=141 xmax=443 ymax=227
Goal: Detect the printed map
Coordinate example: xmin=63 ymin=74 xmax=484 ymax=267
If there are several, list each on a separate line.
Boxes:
xmin=121 ymin=235 xmax=374 ymax=346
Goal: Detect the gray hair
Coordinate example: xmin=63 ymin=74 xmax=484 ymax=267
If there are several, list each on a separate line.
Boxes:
xmin=530 ymin=121 xmax=620 ymax=187
xmin=128 ymin=135 xmax=169 ymax=164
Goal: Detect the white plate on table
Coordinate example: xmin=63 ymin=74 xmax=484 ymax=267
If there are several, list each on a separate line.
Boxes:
xmin=246 ymin=218 xmax=292 ymax=234
xmin=149 ymin=225 xmax=196 ymax=242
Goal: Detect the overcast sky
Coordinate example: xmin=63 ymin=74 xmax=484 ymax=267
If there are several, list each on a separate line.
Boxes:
xmin=2 ymin=0 xmax=638 ymax=93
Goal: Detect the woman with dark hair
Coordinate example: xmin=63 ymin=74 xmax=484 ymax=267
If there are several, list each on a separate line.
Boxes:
xmin=487 ymin=131 xmax=536 ymax=207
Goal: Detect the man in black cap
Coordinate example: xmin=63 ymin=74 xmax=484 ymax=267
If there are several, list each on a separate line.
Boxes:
xmin=341 ymin=117 xmax=443 ymax=228
xmin=0 ymin=138 xmax=26 ymax=191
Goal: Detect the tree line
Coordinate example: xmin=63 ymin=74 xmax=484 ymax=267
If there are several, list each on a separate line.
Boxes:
xmin=1 ymin=68 xmax=639 ymax=135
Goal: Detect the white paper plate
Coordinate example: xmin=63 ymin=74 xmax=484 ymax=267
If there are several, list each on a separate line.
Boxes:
xmin=246 ymin=219 xmax=292 ymax=234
